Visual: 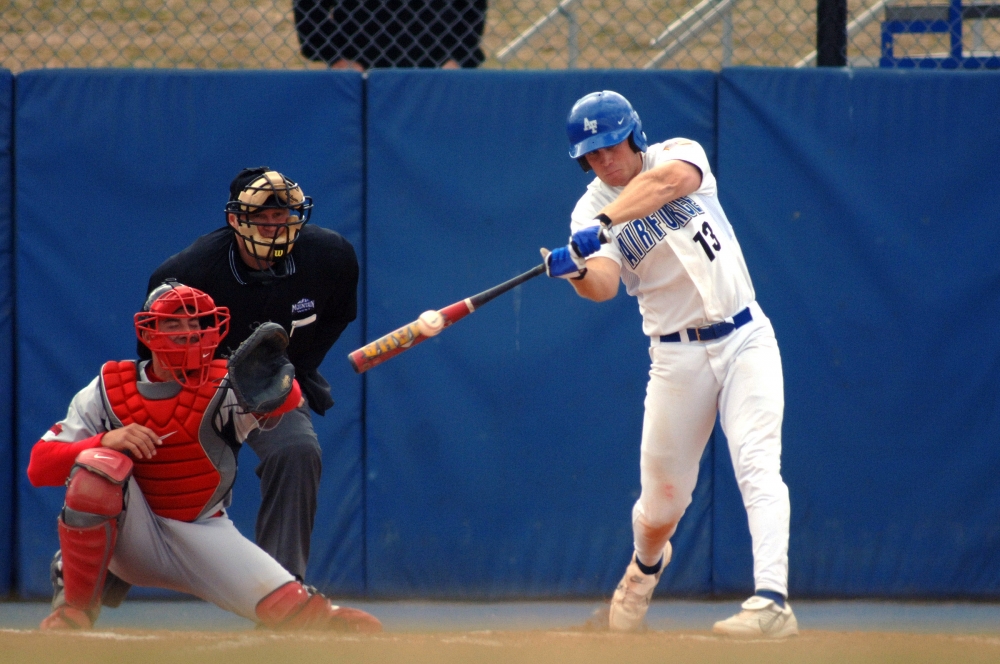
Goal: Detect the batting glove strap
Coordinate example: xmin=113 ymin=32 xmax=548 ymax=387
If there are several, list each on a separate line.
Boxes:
xmin=595 ymin=213 xmax=613 ymax=228
xmin=570 ymin=225 xmax=604 ymax=258
xmin=544 ymin=245 xmax=588 ymax=280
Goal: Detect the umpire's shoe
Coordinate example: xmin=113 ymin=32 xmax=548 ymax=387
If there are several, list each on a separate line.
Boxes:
xmin=608 ymin=542 xmax=672 ymax=631
xmin=712 ymin=595 xmax=798 ymax=639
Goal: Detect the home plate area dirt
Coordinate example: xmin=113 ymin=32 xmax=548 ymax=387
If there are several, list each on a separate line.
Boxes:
xmin=3 ymin=628 xmax=1000 ymax=664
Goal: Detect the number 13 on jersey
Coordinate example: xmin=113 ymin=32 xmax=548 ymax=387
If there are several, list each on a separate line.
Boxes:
xmin=693 ymin=221 xmax=722 ymax=261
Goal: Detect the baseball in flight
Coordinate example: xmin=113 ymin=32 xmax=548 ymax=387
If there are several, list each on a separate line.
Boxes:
xmin=417 ymin=310 xmax=444 ymax=336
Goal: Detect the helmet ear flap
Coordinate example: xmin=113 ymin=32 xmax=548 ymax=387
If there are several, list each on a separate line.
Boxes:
xmin=629 ymin=110 xmax=648 ymax=153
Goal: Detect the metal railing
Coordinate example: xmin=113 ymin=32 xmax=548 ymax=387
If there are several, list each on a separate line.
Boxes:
xmin=643 ymin=0 xmax=739 ymax=68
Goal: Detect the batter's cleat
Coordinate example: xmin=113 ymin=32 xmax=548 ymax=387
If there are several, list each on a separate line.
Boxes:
xmin=711 ymin=596 xmax=798 ymax=639
xmin=39 ymin=605 xmax=94 ymax=631
xmin=608 ymin=542 xmax=672 ymax=632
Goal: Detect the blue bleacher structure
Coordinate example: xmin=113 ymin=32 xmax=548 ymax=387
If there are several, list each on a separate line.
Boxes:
xmin=881 ymin=0 xmax=1000 ymax=67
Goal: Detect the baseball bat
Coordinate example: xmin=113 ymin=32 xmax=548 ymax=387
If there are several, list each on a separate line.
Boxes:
xmin=348 ymin=263 xmax=546 ymax=374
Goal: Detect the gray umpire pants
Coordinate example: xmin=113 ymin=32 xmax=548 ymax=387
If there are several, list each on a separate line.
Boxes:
xmin=243 ymin=402 xmax=323 ymax=581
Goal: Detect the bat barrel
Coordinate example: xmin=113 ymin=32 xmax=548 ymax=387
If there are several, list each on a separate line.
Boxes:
xmin=347 ymin=263 xmax=545 ymax=374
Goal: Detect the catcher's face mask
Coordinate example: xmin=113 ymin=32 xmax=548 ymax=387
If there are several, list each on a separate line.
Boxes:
xmin=224 ymin=170 xmax=312 ymax=264
xmin=135 ymin=283 xmax=230 ymax=387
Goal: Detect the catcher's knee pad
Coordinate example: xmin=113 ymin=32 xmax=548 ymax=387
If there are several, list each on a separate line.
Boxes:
xmin=65 ymin=448 xmax=132 ymax=519
xmin=59 ymin=448 xmax=133 ymax=611
xmin=255 ymin=582 xmax=382 ymax=633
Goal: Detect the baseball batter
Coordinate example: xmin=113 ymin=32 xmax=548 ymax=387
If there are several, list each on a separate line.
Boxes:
xmin=27 ymin=283 xmax=380 ymax=633
xmin=544 ymin=91 xmax=795 ymax=638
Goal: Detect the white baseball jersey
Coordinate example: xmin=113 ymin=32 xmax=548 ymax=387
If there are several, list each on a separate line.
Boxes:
xmin=570 ymin=138 xmax=755 ymax=337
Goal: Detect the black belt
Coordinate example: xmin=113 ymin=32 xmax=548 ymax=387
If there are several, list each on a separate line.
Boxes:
xmin=659 ymin=307 xmax=753 ymax=343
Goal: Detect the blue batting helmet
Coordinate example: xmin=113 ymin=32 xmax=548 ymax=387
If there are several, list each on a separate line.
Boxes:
xmin=566 ymin=91 xmax=648 ymax=160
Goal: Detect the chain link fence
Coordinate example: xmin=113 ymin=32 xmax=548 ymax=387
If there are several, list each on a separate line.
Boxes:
xmin=1 ymin=0 xmax=998 ymax=71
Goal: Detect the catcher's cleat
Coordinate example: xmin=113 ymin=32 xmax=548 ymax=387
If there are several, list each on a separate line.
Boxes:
xmin=40 ymin=605 xmax=94 ymax=631
xmin=256 ymin=582 xmax=382 ymax=633
xmin=324 ymin=606 xmax=383 ymax=633
xmin=608 ymin=541 xmax=672 ymax=632
xmin=712 ymin=596 xmax=798 ymax=639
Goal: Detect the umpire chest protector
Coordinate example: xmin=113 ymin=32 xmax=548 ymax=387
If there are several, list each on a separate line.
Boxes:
xmin=99 ymin=360 xmax=235 ymax=522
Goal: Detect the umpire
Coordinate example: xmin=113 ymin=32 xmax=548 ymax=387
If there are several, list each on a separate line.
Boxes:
xmin=142 ymin=167 xmax=359 ymax=580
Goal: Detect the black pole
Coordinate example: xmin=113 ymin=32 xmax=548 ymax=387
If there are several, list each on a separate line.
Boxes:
xmin=817 ymin=0 xmax=848 ymax=66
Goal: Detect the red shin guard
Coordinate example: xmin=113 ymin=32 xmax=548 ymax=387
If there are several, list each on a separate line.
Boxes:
xmin=255 ymin=582 xmax=382 ymax=633
xmin=58 ymin=517 xmax=118 ymax=610
xmin=57 ymin=449 xmax=131 ymax=615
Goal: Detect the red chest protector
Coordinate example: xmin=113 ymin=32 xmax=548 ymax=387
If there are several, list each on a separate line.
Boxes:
xmin=100 ymin=360 xmax=229 ymax=522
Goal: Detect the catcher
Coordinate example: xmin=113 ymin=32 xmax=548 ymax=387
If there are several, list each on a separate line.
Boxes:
xmin=26 ymin=282 xmax=381 ymax=633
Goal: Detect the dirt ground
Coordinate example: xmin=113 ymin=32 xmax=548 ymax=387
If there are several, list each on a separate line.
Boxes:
xmin=2 ymin=628 xmax=1000 ymax=664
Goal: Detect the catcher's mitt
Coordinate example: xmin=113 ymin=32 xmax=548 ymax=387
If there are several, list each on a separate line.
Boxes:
xmin=227 ymin=322 xmax=295 ymax=414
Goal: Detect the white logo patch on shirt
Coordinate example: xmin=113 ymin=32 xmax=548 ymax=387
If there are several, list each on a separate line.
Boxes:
xmin=292 ymin=298 xmax=315 ymax=315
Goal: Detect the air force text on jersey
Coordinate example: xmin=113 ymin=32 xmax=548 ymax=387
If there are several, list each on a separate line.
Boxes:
xmin=615 ymin=196 xmax=705 ymax=269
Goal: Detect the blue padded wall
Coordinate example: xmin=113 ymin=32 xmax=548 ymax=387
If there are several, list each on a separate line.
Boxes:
xmin=364 ymin=70 xmax=717 ymax=598
xmin=9 ymin=67 xmax=1000 ymax=602
xmin=0 ymin=70 xmax=12 ymax=596
xmin=717 ymin=68 xmax=1000 ymax=597
xmin=14 ymin=70 xmax=365 ymax=597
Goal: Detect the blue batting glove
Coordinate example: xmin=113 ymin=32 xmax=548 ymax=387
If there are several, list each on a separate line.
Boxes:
xmin=570 ymin=225 xmax=604 ymax=258
xmin=542 ymin=245 xmax=587 ymax=280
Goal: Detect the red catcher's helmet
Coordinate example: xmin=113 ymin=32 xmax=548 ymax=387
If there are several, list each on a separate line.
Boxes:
xmin=134 ymin=282 xmax=230 ymax=388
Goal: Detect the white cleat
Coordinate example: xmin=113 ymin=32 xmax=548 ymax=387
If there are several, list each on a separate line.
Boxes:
xmin=712 ymin=596 xmax=799 ymax=639
xmin=608 ymin=542 xmax=672 ymax=632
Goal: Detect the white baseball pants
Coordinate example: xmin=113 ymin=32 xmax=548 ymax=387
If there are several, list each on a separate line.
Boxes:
xmin=631 ymin=301 xmax=790 ymax=596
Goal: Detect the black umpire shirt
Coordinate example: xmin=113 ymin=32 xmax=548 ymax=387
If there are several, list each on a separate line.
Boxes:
xmin=141 ymin=225 xmax=359 ymax=415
